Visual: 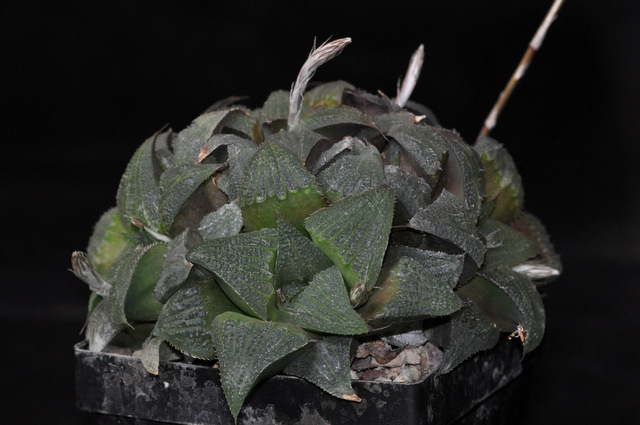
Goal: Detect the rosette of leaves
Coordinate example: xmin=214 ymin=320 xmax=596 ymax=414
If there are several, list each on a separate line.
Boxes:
xmin=71 ymin=38 xmax=560 ymax=422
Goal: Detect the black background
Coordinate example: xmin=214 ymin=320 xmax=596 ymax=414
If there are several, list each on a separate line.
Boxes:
xmin=2 ymin=1 xmax=639 ymax=424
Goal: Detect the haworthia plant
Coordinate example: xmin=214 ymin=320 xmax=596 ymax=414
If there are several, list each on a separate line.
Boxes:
xmin=72 ymin=38 xmax=560 ymax=422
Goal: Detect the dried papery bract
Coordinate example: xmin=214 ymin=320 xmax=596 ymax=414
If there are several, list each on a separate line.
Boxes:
xmin=288 ymin=37 xmax=352 ymax=129
xmin=478 ymin=0 xmax=565 ymax=139
xmin=394 ymin=44 xmax=424 ymax=108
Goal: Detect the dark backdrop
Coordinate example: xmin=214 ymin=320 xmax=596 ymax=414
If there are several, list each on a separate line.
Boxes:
xmin=2 ymin=1 xmax=639 ymax=424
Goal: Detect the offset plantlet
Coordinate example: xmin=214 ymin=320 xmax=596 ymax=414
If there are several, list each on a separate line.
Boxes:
xmin=72 ymin=6 xmax=563 ymax=421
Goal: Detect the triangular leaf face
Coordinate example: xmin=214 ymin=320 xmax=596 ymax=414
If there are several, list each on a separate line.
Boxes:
xmin=479 ymin=218 xmax=540 ymax=268
xmin=474 ymin=136 xmax=524 ymax=223
xmin=409 ymin=190 xmax=486 ymax=267
xmin=317 ymin=139 xmax=385 ymax=202
xmin=116 ymin=135 xmax=162 ymax=232
xmin=275 ymin=217 xmax=333 ymax=286
xmin=277 ymin=266 xmax=369 ymax=335
xmin=186 ymin=229 xmax=278 ymax=320
xmin=198 ymin=203 xmax=244 ymax=241
xmin=358 ymin=257 xmax=462 ymax=328
xmin=434 ymin=128 xmax=485 ymax=221
xmin=219 ymin=109 xmax=261 ymax=142
xmin=212 ymin=312 xmax=310 ymax=421
xmin=455 ymin=276 xmax=522 ymax=332
xmin=384 ymin=165 xmax=432 ymax=224
xmin=477 ymin=267 xmax=546 ymax=354
xmin=387 ymin=246 xmax=465 ymax=289
xmin=284 ymin=336 xmax=359 ymax=401
xmin=153 ymin=280 xmax=239 ymax=360
xmin=240 ymin=143 xmax=325 ymax=233
xmin=373 ymin=111 xmax=420 ymax=134
xmin=304 ymin=186 xmax=395 ymax=291
xmin=301 ymin=81 xmax=354 ymax=117
xmin=387 ymin=125 xmax=448 ymax=185
xmin=155 ymin=228 xmax=202 ymax=303
xmin=265 ymin=129 xmax=326 ymax=164
xmin=258 ymin=90 xmax=290 ymax=123
xmin=342 ymin=88 xmax=394 ymax=117
xmin=299 ymin=105 xmax=374 ymax=138
xmin=197 ymin=134 xmax=259 ymax=201
xmin=172 ymin=109 xmax=246 ymax=165
xmin=433 ymin=302 xmax=500 ymax=376
xmin=87 ymin=208 xmax=136 ymax=275
xmin=158 ymin=164 xmax=218 ymax=235
xmin=85 ymin=299 xmax=126 ymax=352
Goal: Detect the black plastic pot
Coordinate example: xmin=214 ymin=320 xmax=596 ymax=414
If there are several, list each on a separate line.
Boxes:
xmin=75 ymin=338 xmax=534 ymax=425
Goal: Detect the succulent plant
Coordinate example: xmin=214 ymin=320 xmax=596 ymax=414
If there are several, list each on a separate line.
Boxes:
xmin=71 ymin=37 xmax=561 ymax=421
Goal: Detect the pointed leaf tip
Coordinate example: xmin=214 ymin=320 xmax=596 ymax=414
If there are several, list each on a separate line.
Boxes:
xmin=343 ymin=394 xmax=361 ymax=402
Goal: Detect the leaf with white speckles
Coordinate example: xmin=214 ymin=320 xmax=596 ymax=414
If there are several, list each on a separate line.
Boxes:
xmin=212 ymin=312 xmax=310 ymax=421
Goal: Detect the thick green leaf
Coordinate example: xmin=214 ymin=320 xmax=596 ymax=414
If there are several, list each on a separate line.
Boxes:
xmin=172 ymin=109 xmax=247 ymax=165
xmin=341 ymin=88 xmax=394 ymax=117
xmin=387 ymin=125 xmax=448 ymax=185
xmin=275 ymin=217 xmax=333 ymax=286
xmin=140 ymin=335 xmax=164 ymax=375
xmin=265 ymin=129 xmax=325 ymax=164
xmin=474 ymin=136 xmax=523 ymax=223
xmin=104 ymin=244 xmax=156 ymax=326
xmin=358 ymin=257 xmax=462 ymax=328
xmin=435 ymin=128 xmax=485 ymax=220
xmin=301 ymin=81 xmax=354 ymax=117
xmin=403 ymin=100 xmax=440 ymax=125
xmin=197 ymin=134 xmax=259 ymax=201
xmin=317 ymin=138 xmax=385 ymax=202
xmin=158 ymin=163 xmax=218 ymax=234
xmin=304 ymin=186 xmax=395 ymax=292
xmin=512 ymin=212 xmax=562 ymax=277
xmin=384 ymin=165 xmax=432 ymax=224
xmin=258 ymin=90 xmax=290 ymax=123
xmin=386 ymin=246 xmax=465 ymax=289
xmin=299 ymin=105 xmax=374 ymax=136
xmin=197 ymin=203 xmax=244 ymax=241
xmin=219 ymin=108 xmax=261 ymax=142
xmin=153 ymin=129 xmax=175 ymax=171
xmin=116 ymin=135 xmax=162 ymax=232
xmin=456 ymin=276 xmax=521 ymax=332
xmin=186 ymin=229 xmax=278 ymax=320
xmin=373 ymin=111 xmax=421 ymax=133
xmin=477 ymin=267 xmax=545 ymax=353
xmin=155 ymin=228 xmax=202 ymax=303
xmin=85 ymin=299 xmax=126 ymax=352
xmin=409 ymin=190 xmax=486 ymax=267
xmin=479 ymin=218 xmax=540 ymax=268
xmin=212 ymin=312 xmax=310 ymax=421
xmin=140 ymin=335 xmax=181 ymax=375
xmin=239 ymin=143 xmax=325 ymax=233
xmin=433 ymin=302 xmax=500 ymax=376
xmin=124 ymin=243 xmax=167 ymax=322
xmin=284 ymin=336 xmax=359 ymax=401
xmin=277 ymin=266 xmax=369 ymax=335
xmin=153 ymin=280 xmax=239 ymax=360
xmin=87 ymin=208 xmax=136 ymax=275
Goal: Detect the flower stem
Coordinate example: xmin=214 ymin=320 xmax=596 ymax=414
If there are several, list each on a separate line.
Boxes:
xmin=478 ymin=0 xmax=565 ymax=140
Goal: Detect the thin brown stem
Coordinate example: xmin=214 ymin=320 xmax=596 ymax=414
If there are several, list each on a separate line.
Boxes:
xmin=478 ymin=0 xmax=565 ymax=141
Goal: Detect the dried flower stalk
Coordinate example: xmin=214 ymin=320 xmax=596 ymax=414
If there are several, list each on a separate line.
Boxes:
xmin=478 ymin=0 xmax=565 ymax=140
xmin=288 ymin=37 xmax=352 ymax=129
